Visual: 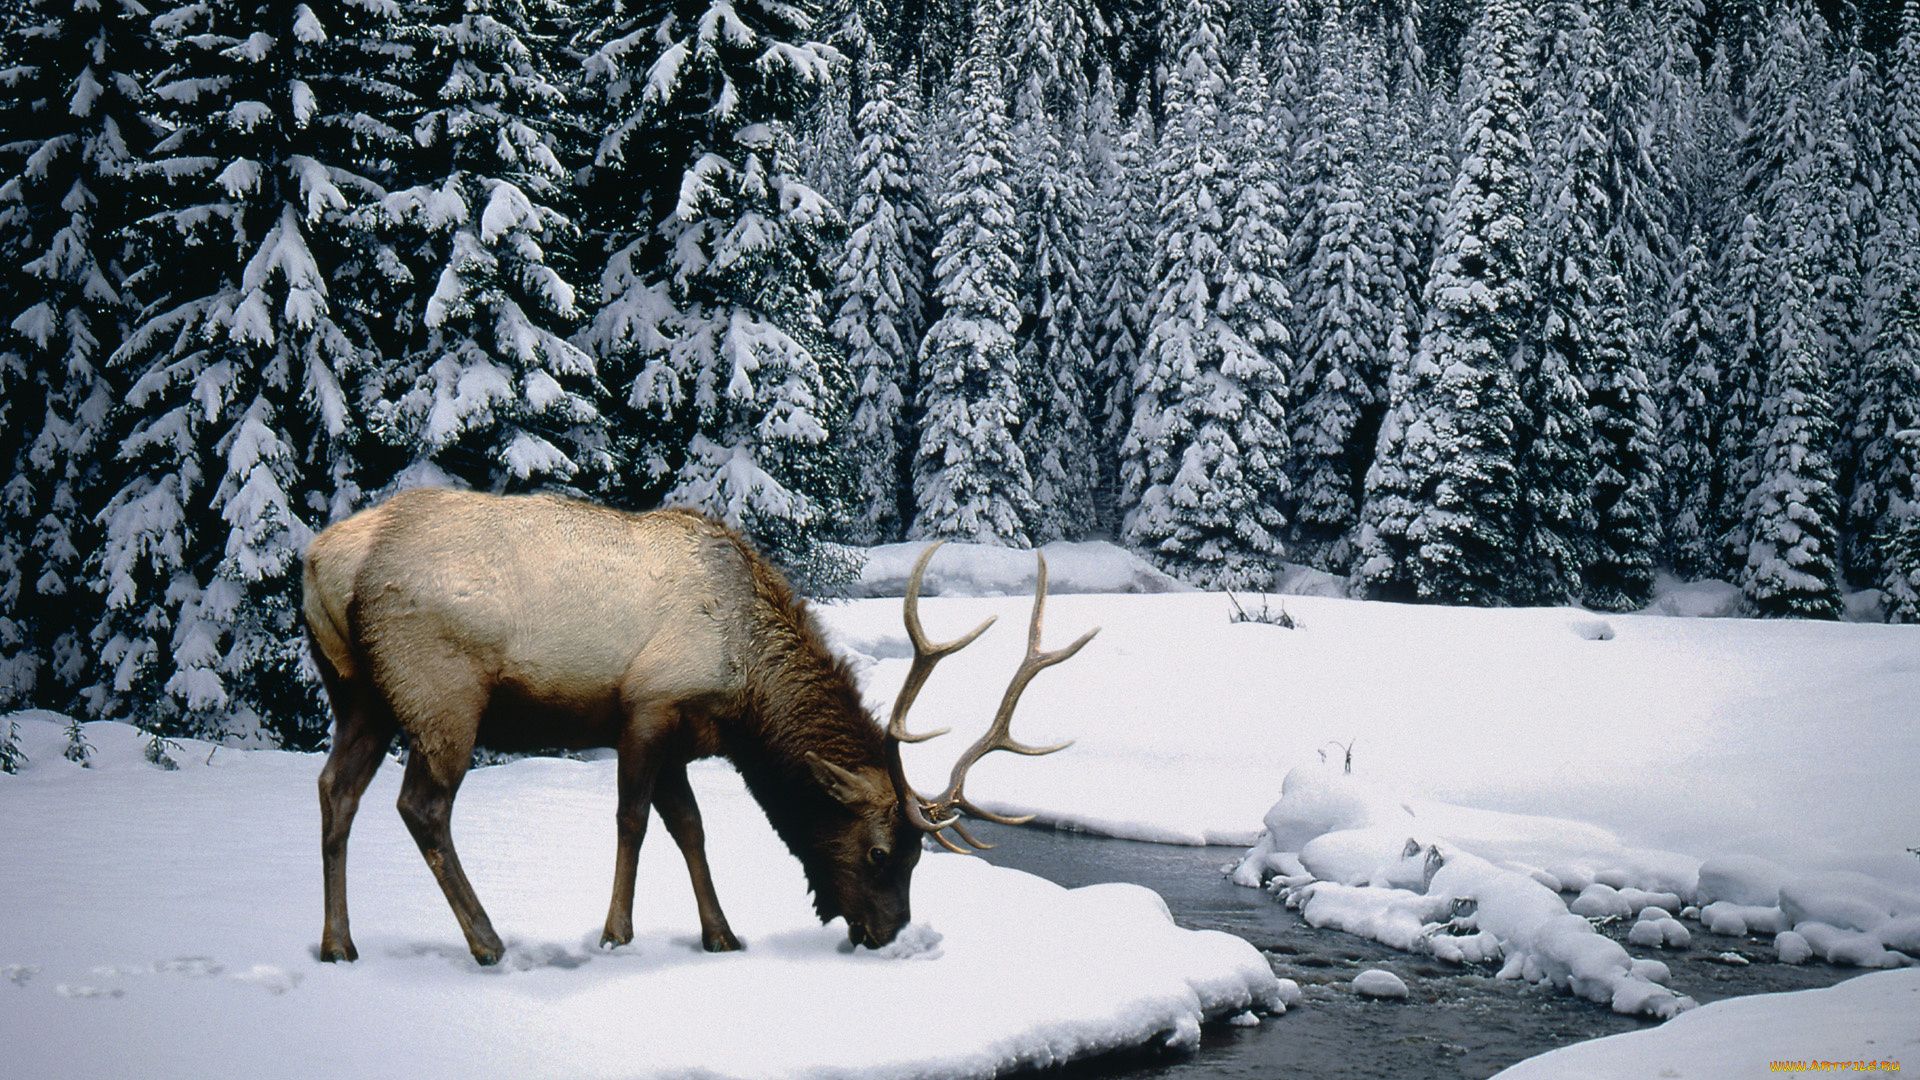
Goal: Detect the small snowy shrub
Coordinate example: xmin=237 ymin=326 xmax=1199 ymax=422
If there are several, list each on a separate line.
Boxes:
xmin=0 ymin=720 xmax=22 ymax=773
xmin=1227 ymin=592 xmax=1296 ymax=628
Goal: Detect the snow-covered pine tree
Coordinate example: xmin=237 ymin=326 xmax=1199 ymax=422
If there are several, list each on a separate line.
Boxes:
xmin=911 ymin=0 xmax=1036 ymax=545
xmin=1602 ymin=0 xmax=1682 ymax=343
xmin=1351 ymin=298 xmax=1421 ymax=593
xmin=1121 ymin=0 xmax=1289 ymax=589
xmin=0 ymin=0 xmax=155 ymax=737
xmin=369 ymin=0 xmax=609 ymax=498
xmin=1218 ymin=45 xmax=1294 ymax=547
xmin=1009 ymin=0 xmax=1101 ymax=542
xmin=1660 ymin=232 xmax=1729 ymax=581
xmin=1266 ymin=0 xmax=1314 ymax=178
xmin=100 ymin=0 xmax=403 ymax=750
xmin=576 ymin=0 xmax=847 ymax=571
xmin=1868 ymin=281 xmax=1920 ymax=622
xmin=1856 ymin=0 xmax=1920 ymax=619
xmin=1809 ymin=38 xmax=1878 ymax=585
xmin=1352 ymin=0 xmax=1529 ymax=606
xmin=1742 ymin=273 xmax=1844 ymax=619
xmin=1737 ymin=0 xmax=1844 ymax=619
xmin=1287 ymin=7 xmax=1391 ymax=570
xmin=1086 ymin=69 xmax=1152 ymax=535
xmin=1516 ymin=0 xmax=1604 ymax=606
xmin=1584 ymin=269 xmax=1663 ymax=610
xmin=1715 ymin=211 xmax=1769 ymax=578
xmin=830 ymin=56 xmax=928 ymax=542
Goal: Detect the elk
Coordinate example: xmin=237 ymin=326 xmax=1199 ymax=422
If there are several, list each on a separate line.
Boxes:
xmin=302 ymin=487 xmax=1095 ymax=965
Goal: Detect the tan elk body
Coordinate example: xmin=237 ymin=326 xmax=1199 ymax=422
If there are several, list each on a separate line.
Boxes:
xmin=303 ymin=487 xmax=1093 ymax=965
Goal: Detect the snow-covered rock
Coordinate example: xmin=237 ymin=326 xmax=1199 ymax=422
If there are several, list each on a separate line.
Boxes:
xmin=1700 ymin=900 xmax=1790 ymax=937
xmin=1352 ymin=969 xmax=1410 ymax=999
xmin=1778 ymin=872 xmax=1920 ymax=934
xmin=1697 ymin=854 xmax=1791 ymax=907
xmin=1773 ymin=930 xmax=1813 ymax=964
xmin=1627 ymin=915 xmax=1690 ymax=949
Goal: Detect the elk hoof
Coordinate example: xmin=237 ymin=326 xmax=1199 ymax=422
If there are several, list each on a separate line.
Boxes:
xmin=599 ymin=929 xmax=632 ymax=949
xmin=472 ymin=947 xmax=502 ymax=966
xmin=704 ymin=930 xmax=742 ymax=953
xmin=320 ymin=940 xmax=357 ymax=963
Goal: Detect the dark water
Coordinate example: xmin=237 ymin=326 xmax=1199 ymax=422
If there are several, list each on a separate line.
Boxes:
xmin=963 ymin=821 xmax=1867 ymax=1080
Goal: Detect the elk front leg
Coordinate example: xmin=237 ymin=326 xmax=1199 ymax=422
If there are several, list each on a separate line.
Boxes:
xmin=397 ymin=742 xmax=504 ymax=966
xmin=653 ymin=762 xmax=741 ymax=952
xmin=601 ymin=722 xmax=665 ymax=949
xmin=316 ymin=701 xmax=395 ymax=964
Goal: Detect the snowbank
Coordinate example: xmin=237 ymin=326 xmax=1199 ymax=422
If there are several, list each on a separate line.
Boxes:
xmin=1232 ymin=761 xmax=1699 ymax=1018
xmin=1229 ymin=759 xmax=1917 ymax=1015
xmin=848 ymin=539 xmax=1189 ymax=597
xmin=0 ymin=717 xmax=1278 ymax=1080
xmin=1491 ymin=968 xmax=1920 ymax=1079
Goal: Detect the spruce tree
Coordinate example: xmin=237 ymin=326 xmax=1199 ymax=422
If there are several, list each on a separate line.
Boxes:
xmin=1869 ymin=284 xmax=1920 ymax=622
xmin=0 ymin=0 xmax=155 ymax=728
xmin=1122 ymin=0 xmax=1288 ymax=589
xmin=1851 ymin=0 xmax=1920 ymax=604
xmin=1008 ymin=3 xmax=1100 ymax=542
xmin=1585 ymin=270 xmax=1663 ymax=610
xmin=1517 ymin=0 xmax=1604 ymax=605
xmin=1660 ymin=233 xmax=1729 ymax=581
xmin=1716 ymin=211 xmax=1770 ymax=577
xmin=1737 ymin=0 xmax=1844 ymax=618
xmin=1288 ymin=9 xmax=1389 ymax=570
xmin=576 ymin=0 xmax=847 ymax=568
xmin=370 ymin=0 xmax=609 ymax=496
xmin=1743 ymin=279 xmax=1844 ymax=619
xmin=1087 ymin=86 xmax=1153 ymax=536
xmin=98 ymin=0 xmax=402 ymax=750
xmin=830 ymin=58 xmax=928 ymax=543
xmin=911 ymin=2 xmax=1036 ymax=545
xmin=1352 ymin=0 xmax=1529 ymax=605
xmin=1218 ymin=46 xmax=1294 ymax=552
xmin=1351 ymin=299 xmax=1420 ymax=593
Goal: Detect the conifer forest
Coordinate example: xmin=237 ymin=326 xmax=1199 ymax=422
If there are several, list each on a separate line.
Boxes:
xmin=2 ymin=0 xmax=1918 ymax=754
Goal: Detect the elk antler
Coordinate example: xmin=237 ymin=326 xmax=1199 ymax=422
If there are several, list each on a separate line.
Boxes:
xmin=884 ymin=543 xmax=1099 ymax=854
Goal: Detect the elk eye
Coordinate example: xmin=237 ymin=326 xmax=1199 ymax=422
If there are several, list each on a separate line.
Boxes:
xmin=867 ymin=846 xmax=888 ymax=868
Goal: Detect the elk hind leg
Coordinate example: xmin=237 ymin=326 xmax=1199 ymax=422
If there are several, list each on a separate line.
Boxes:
xmin=316 ymin=662 xmax=396 ymax=963
xmin=653 ymin=762 xmax=741 ymax=952
xmin=397 ymin=735 xmax=504 ymax=965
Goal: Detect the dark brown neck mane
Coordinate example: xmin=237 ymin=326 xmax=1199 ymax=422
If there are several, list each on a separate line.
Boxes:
xmin=715 ymin=532 xmax=888 ymax=919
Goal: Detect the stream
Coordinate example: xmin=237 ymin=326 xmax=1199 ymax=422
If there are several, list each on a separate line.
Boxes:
xmin=962 ymin=820 xmax=1868 ymax=1080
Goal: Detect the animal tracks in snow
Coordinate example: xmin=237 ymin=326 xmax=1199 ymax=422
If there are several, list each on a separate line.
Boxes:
xmin=230 ymin=965 xmax=302 ymax=994
xmin=12 ymin=956 xmax=300 ymax=998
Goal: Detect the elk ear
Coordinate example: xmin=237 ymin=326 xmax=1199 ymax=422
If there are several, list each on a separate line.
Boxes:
xmin=804 ymin=752 xmax=873 ymax=806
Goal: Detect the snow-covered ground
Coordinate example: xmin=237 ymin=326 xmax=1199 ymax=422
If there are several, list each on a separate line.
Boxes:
xmin=6 ymin=557 xmax=1918 ymax=1075
xmin=1490 ymin=968 xmax=1920 ymax=1079
xmin=0 ymin=717 xmax=1276 ymax=1080
xmin=832 ymin=588 xmax=1920 ymax=895
xmin=826 ymin=578 xmax=1918 ymax=1032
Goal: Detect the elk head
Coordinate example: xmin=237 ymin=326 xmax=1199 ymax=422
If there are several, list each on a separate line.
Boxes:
xmin=798 ymin=542 xmax=1096 ymax=949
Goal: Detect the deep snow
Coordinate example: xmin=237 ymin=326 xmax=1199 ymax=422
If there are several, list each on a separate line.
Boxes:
xmin=831 ymin=589 xmax=1920 ymax=894
xmin=1490 ymin=968 xmax=1920 ymax=1079
xmin=5 ymin=559 xmax=1918 ymax=1076
xmin=0 ymin=717 xmax=1276 ymax=1080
